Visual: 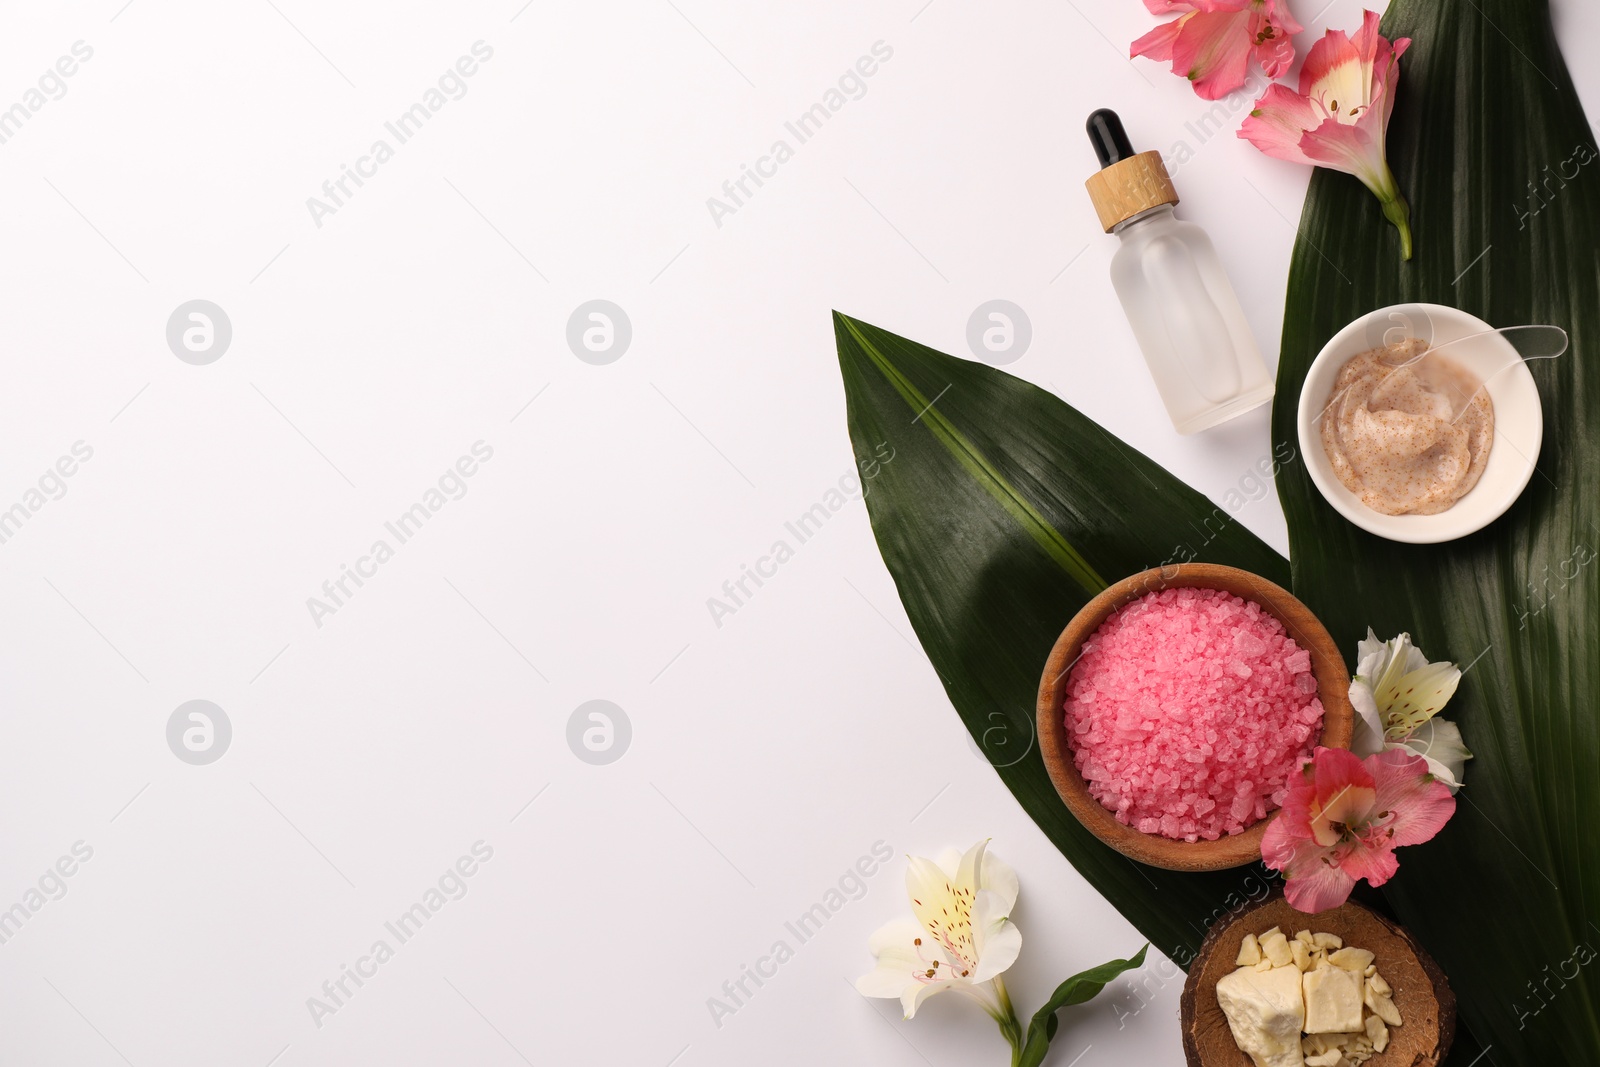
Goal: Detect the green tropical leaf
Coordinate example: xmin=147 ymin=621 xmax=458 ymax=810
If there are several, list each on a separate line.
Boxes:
xmin=1273 ymin=0 xmax=1600 ymax=1061
xmin=834 ymin=311 xmax=1292 ymax=963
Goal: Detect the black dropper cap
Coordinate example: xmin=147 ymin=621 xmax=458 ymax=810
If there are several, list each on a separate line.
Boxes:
xmin=1087 ymin=109 xmax=1135 ymax=168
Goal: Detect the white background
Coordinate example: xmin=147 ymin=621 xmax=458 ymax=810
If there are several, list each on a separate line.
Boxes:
xmin=0 ymin=2 xmax=1594 ymax=1065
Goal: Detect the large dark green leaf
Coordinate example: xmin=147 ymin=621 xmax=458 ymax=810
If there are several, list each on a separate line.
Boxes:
xmin=834 ymin=312 xmax=1293 ymax=964
xmin=1274 ymin=0 xmax=1600 ymax=1061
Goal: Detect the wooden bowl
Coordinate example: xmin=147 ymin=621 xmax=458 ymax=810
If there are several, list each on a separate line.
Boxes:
xmin=1181 ymin=893 xmax=1455 ymax=1067
xmin=1035 ymin=563 xmax=1353 ymax=872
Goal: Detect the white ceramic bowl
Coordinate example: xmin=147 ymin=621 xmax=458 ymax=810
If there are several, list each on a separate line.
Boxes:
xmin=1296 ymin=303 xmax=1543 ymax=544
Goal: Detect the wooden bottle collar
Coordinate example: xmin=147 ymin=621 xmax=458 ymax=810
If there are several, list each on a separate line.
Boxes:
xmin=1085 ymin=151 xmax=1180 ymax=232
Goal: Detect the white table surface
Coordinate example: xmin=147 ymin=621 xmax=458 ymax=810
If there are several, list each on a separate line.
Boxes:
xmin=1 ymin=1 xmax=1594 ymax=1064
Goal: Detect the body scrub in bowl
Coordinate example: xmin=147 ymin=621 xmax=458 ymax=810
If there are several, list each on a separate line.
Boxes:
xmin=1037 ymin=564 xmax=1353 ymax=871
xmin=1065 ymin=588 xmax=1323 ymax=842
xmin=1296 ymin=303 xmax=1549 ymax=544
xmin=1320 ymin=338 xmax=1493 ymax=516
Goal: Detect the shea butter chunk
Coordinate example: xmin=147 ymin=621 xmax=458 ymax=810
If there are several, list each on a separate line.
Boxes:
xmin=1328 ymin=947 xmax=1375 ymax=973
xmin=1261 ymin=930 xmax=1295 ymax=968
xmin=1365 ymin=1012 xmax=1390 ymax=1053
xmin=1303 ymin=965 xmax=1365 ymax=1034
xmin=1365 ymin=984 xmax=1403 ymax=1027
xmin=1217 ymin=964 xmax=1306 ymax=1067
xmin=1291 ymin=939 xmax=1312 ymax=972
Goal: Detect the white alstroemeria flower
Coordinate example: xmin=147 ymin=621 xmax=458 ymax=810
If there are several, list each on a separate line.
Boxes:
xmin=1350 ymin=629 xmax=1473 ymax=790
xmin=855 ymin=839 xmax=1022 ymax=1024
xmin=856 ymin=840 xmax=1149 ymax=1065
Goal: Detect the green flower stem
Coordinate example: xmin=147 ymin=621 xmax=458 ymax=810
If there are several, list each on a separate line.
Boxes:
xmin=1363 ymin=163 xmax=1414 ymax=262
xmin=993 ymin=976 xmax=1025 ymax=1067
xmin=1361 ymin=162 xmax=1414 ymax=262
xmin=1380 ymin=192 xmax=1414 ymax=261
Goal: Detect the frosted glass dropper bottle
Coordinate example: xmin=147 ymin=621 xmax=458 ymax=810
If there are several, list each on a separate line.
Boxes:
xmin=1084 ymin=109 xmax=1274 ymax=434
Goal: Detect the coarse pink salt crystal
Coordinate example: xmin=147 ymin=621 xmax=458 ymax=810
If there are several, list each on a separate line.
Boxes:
xmin=1063 ymin=587 xmax=1325 ymax=842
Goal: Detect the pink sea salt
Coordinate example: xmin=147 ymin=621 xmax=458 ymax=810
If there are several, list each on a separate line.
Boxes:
xmin=1064 ymin=587 xmax=1324 ymax=842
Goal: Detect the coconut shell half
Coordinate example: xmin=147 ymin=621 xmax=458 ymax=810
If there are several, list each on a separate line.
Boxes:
xmin=1180 ymin=893 xmax=1455 ymax=1067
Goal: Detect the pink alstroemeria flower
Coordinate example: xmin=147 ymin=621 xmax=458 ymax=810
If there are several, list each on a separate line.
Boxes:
xmin=1131 ymin=0 xmax=1303 ymax=101
xmin=1238 ymin=9 xmax=1414 ymax=258
xmin=1262 ymin=746 xmax=1455 ymax=914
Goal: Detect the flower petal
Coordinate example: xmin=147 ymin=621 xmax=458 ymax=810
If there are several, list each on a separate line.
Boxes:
xmin=1378 ymin=660 xmax=1462 ymax=737
xmin=906 ymin=848 xmax=981 ymax=971
xmin=901 ymin=977 xmax=960 ymax=1019
xmin=1349 ymin=7 xmax=1410 ymax=118
xmin=1396 ymin=636 xmax=1431 ymax=676
xmin=1171 ymin=7 xmax=1255 ymax=99
xmin=1299 ymin=21 xmax=1362 ymax=103
xmin=867 ymin=916 xmax=932 ymax=955
xmin=1298 ymin=117 xmax=1391 ymax=194
xmin=1337 ymin=840 xmax=1401 ymax=887
xmin=1377 ymin=37 xmax=1411 ymax=126
xmin=1306 ymin=747 xmax=1377 ymax=846
xmin=1394 ymin=718 xmax=1472 ymax=790
xmin=1367 ymin=747 xmax=1457 ymax=847
xmin=1283 ymin=856 xmax=1357 ymax=913
xmin=905 ymin=854 xmax=950 ymax=910
xmin=953 ymin=839 xmax=986 ymax=892
xmin=969 ymin=888 xmax=1021 ymax=982
xmin=1271 ymin=757 xmax=1321 ymax=844
xmin=1261 ymin=809 xmax=1310 ymax=867
xmin=903 ymin=976 xmax=1005 ymax=1021
xmin=1354 ymin=627 xmax=1389 ymax=680
xmin=1349 ymin=679 xmax=1387 ymax=757
xmin=855 ymin=963 xmax=918 ymax=1002
xmin=977 ymin=847 xmax=1019 ymax=910
xmin=856 ymin=919 xmax=932 ymax=999
xmin=1382 ymin=633 xmax=1433 ymax=694
xmin=1348 ymin=8 xmax=1383 ymax=86
xmin=1238 ymin=83 xmax=1321 ymax=165
xmin=1131 ymin=15 xmax=1187 ymax=61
